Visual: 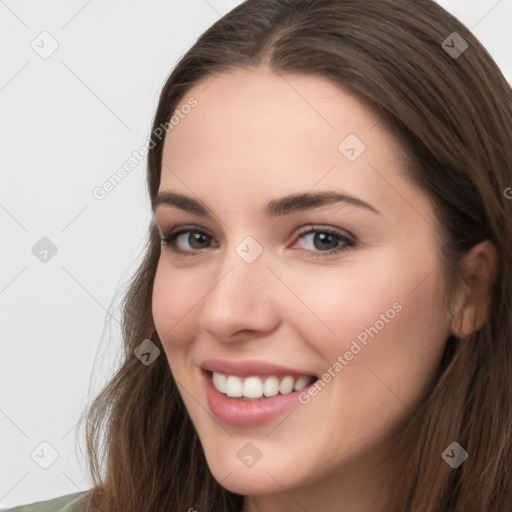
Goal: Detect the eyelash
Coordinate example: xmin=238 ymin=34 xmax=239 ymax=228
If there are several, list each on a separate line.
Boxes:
xmin=159 ymin=224 xmax=356 ymax=258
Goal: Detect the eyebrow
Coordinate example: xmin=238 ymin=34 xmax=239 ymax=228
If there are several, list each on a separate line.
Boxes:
xmin=152 ymin=190 xmax=379 ymax=217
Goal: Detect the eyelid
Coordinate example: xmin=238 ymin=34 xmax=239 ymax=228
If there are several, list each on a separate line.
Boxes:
xmin=294 ymin=224 xmax=355 ymax=241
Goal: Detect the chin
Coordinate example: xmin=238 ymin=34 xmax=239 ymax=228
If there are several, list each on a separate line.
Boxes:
xmin=208 ymin=461 xmax=291 ymax=496
xmin=200 ymin=441 xmax=310 ymax=497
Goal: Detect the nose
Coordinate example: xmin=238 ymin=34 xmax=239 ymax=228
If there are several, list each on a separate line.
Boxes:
xmin=197 ymin=245 xmax=280 ymax=343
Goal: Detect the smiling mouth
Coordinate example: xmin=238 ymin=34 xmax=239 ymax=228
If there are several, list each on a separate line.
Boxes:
xmin=207 ymin=370 xmax=318 ymax=401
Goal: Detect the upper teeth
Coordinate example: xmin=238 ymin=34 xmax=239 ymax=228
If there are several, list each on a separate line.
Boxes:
xmin=212 ymin=372 xmax=314 ymax=398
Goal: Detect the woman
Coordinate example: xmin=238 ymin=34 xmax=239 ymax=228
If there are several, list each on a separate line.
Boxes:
xmin=5 ymin=0 xmax=511 ymax=510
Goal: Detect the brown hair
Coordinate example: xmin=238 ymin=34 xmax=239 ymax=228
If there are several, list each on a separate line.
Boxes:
xmin=78 ymin=1 xmax=512 ymax=510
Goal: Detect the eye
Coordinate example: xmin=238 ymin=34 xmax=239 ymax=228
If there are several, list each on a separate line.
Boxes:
xmin=160 ymin=226 xmax=217 ymax=256
xmin=159 ymin=224 xmax=356 ymax=257
xmin=292 ymin=225 xmax=355 ymax=257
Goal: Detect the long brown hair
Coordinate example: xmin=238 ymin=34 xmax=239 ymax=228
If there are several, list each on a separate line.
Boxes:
xmin=78 ymin=1 xmax=512 ymax=510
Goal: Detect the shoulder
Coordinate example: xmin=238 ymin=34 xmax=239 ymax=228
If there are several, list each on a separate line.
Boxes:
xmin=0 ymin=492 xmax=86 ymax=512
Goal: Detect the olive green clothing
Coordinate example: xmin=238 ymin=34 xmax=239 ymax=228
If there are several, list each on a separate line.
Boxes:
xmin=0 ymin=492 xmax=85 ymax=512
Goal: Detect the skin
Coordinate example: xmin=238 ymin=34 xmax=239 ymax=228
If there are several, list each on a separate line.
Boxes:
xmin=151 ymin=67 xmax=496 ymax=512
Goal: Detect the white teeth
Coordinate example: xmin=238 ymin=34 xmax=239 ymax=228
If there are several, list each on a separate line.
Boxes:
xmin=243 ymin=376 xmax=263 ymax=398
xmin=211 ymin=371 xmax=313 ymax=398
xmin=212 ymin=372 xmax=227 ymax=393
xmin=225 ymin=375 xmax=243 ymax=397
xmin=278 ymin=376 xmax=295 ymax=394
xmin=293 ymin=376 xmax=310 ymax=391
xmin=263 ymin=376 xmax=279 ymax=397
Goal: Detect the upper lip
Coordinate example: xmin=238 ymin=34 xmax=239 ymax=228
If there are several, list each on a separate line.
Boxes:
xmin=201 ymin=358 xmax=317 ymax=378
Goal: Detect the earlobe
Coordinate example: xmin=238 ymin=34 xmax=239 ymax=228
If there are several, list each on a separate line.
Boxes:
xmin=450 ymin=239 xmax=499 ymax=339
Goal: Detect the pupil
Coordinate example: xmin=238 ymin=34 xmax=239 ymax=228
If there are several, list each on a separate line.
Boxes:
xmin=190 ymin=233 xmax=208 ymax=248
xmin=315 ymin=233 xmax=337 ymax=250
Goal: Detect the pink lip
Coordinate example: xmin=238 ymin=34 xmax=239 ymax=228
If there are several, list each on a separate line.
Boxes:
xmin=200 ymin=358 xmax=317 ymax=378
xmin=202 ymin=369 xmax=317 ymax=428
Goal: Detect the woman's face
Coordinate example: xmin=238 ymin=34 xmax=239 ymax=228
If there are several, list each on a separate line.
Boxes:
xmin=152 ymin=68 xmax=453 ymax=502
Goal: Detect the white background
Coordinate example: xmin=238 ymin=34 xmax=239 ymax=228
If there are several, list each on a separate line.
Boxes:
xmin=1 ymin=0 xmax=511 ymax=508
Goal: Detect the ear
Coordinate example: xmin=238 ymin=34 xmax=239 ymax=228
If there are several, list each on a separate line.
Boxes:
xmin=450 ymin=240 xmax=499 ymax=339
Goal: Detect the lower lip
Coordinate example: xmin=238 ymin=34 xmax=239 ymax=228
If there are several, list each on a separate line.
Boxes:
xmin=203 ymin=371 xmax=315 ymax=427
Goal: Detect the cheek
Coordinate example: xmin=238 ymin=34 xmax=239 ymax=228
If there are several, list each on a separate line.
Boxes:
xmin=275 ymin=254 xmax=406 ymax=353
xmin=282 ymin=249 xmax=448 ymax=390
xmin=152 ymin=260 xmax=207 ymax=350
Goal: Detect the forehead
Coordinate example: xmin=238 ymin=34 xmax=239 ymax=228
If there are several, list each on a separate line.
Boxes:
xmin=159 ymin=68 xmax=433 ymax=226
xmin=163 ymin=68 xmax=386 ymax=166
